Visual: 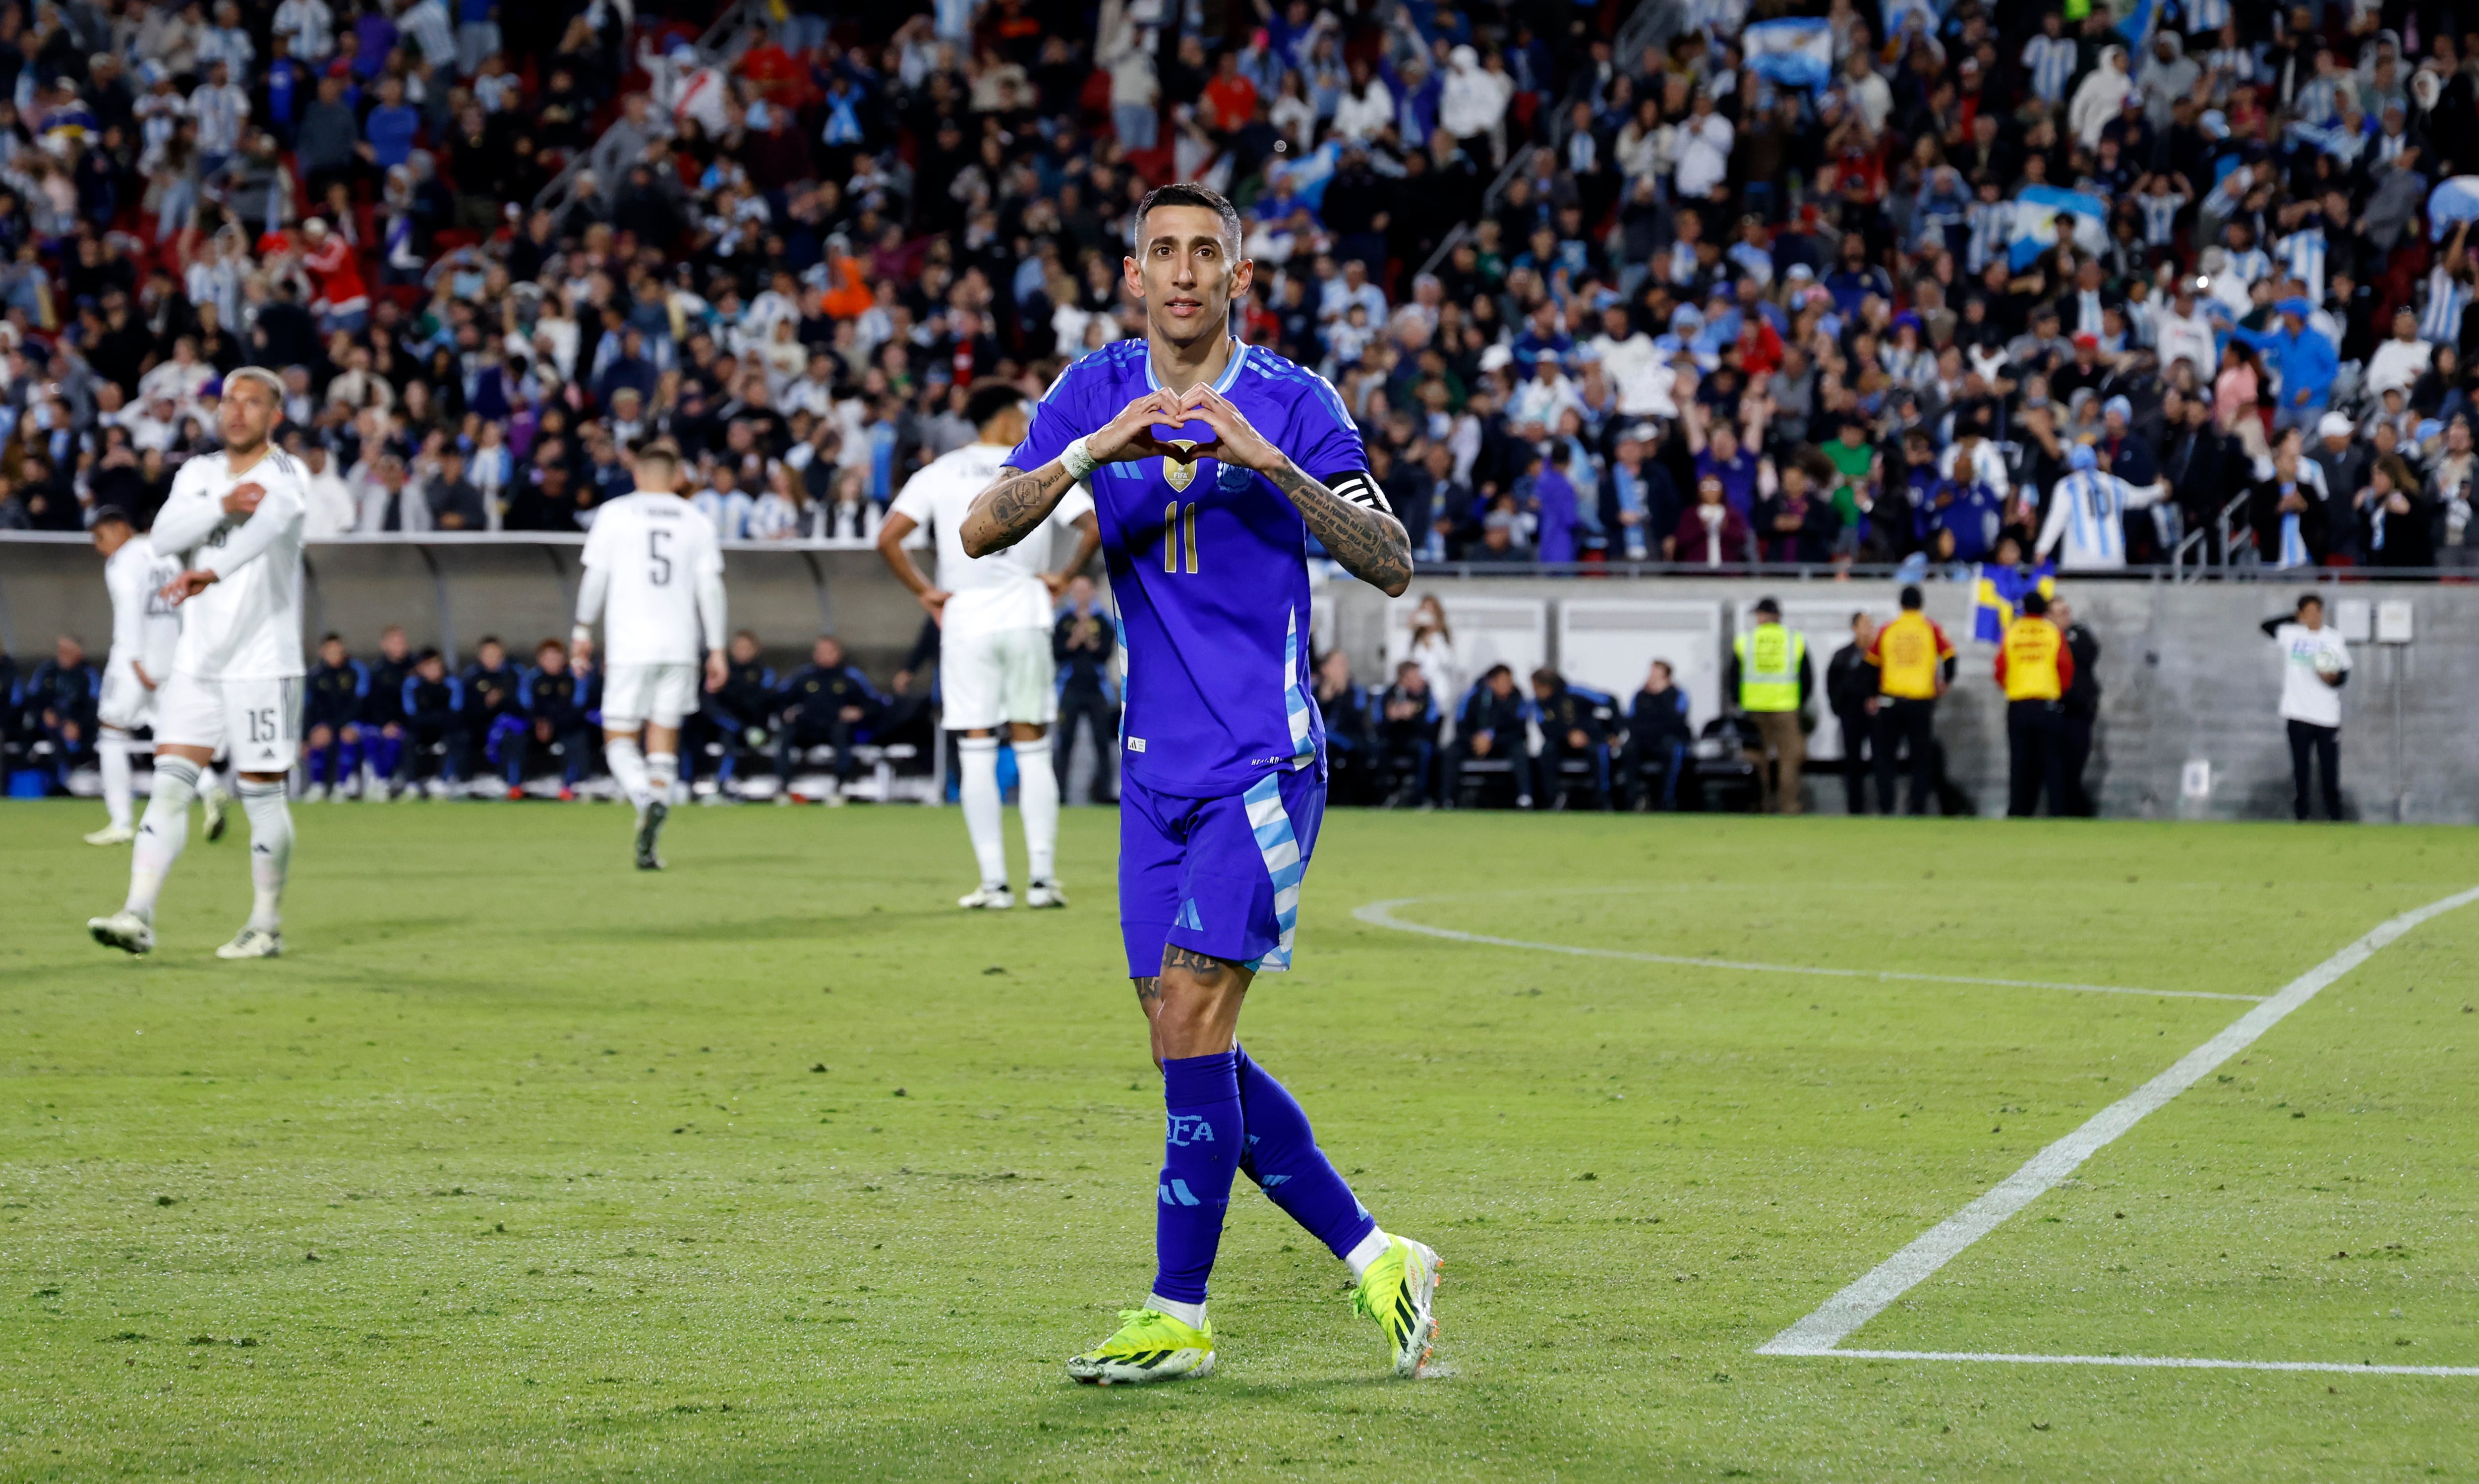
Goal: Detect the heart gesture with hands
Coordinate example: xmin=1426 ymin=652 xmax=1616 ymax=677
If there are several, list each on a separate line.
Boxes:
xmin=1085 ymin=385 xmax=1287 ymax=478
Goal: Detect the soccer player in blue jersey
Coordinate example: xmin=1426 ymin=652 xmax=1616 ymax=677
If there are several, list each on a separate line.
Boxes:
xmin=961 ymin=183 xmax=1438 ymax=1386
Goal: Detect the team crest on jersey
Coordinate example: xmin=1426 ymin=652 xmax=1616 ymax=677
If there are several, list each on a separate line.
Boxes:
xmin=1163 ymin=440 xmax=1205 ymax=491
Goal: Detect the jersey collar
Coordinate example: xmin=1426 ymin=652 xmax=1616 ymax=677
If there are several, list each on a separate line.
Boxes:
xmin=1143 ymin=338 xmax=1250 ymax=397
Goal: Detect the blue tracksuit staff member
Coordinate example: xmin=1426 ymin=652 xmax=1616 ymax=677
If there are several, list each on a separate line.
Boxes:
xmin=461 ymin=636 xmax=528 ymax=794
xmin=1376 ymin=660 xmax=1442 ymax=806
xmin=1453 ymin=663 xmax=1536 ymax=807
xmin=1052 ymin=574 xmax=1120 ymax=804
xmin=1623 ymin=660 xmax=1694 ymax=810
xmin=302 ymin=632 xmax=368 ymax=798
xmin=360 ymin=625 xmax=416 ymax=787
xmin=774 ymin=634 xmax=882 ymax=796
xmin=698 ymin=630 xmax=778 ymax=788
xmin=1530 ymin=666 xmax=1617 ymax=809
xmin=513 ymin=639 xmax=592 ymax=796
xmin=399 ymin=649 xmax=467 ymax=792
xmin=23 ymin=636 xmax=100 ymax=790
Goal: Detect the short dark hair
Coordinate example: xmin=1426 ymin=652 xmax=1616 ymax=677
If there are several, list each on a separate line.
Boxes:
xmin=319 ymin=630 xmax=343 ymax=644
xmin=2020 ymin=590 xmax=2049 ymax=617
xmin=2297 ymin=593 xmax=2324 ymax=613
xmin=1899 ymin=584 xmax=1925 ymax=611
xmin=1130 ymin=182 xmax=1244 ymax=257
xmin=90 ymin=504 xmax=133 ymax=527
xmin=965 ymin=381 xmax=1025 ymax=431
xmin=477 ymin=634 xmax=503 ymax=651
xmin=415 ymin=646 xmax=443 ymax=664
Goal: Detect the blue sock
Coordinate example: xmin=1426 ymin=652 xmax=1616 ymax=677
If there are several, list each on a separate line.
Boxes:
xmin=371 ymin=735 xmax=402 ymax=779
xmin=1152 ymin=1050 xmax=1243 ymax=1306
xmin=1235 ymin=1044 xmax=1377 ymax=1261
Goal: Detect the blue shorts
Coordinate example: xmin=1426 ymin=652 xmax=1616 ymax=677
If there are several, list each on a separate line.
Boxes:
xmin=1118 ymin=765 xmax=1325 ymax=979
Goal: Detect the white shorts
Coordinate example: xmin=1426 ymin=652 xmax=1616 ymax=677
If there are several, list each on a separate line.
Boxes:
xmin=603 ymin=662 xmax=698 ymax=729
xmin=156 ymin=671 xmax=301 ymax=772
xmin=97 ymin=664 xmax=156 ymax=732
xmin=942 ymin=627 xmax=1058 ymax=733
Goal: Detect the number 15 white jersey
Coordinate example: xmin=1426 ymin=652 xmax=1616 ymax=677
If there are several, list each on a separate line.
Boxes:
xmin=580 ymin=491 xmax=725 ymax=666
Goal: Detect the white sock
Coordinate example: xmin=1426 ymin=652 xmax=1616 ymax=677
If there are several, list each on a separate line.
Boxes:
xmin=238 ymin=779 xmax=293 ymax=932
xmin=126 ymin=756 xmax=198 ymax=920
xmin=957 ymin=736 xmax=1007 ymax=888
xmin=1014 ymin=736 xmax=1059 ymax=883
xmin=605 ymin=737 xmax=651 ymax=808
xmin=1344 ymin=1227 xmax=1393 ymax=1281
xmin=646 ymin=751 xmax=679 ymax=803
xmin=1145 ymin=1294 xmax=1208 ymax=1329
xmin=99 ymin=728 xmax=135 ymax=829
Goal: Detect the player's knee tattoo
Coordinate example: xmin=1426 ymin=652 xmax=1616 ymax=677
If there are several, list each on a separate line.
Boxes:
xmin=1161 ymin=945 xmax=1241 ymax=983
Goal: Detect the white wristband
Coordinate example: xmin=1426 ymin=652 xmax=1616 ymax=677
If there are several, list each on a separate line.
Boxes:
xmin=1061 ymin=437 xmax=1100 ymax=483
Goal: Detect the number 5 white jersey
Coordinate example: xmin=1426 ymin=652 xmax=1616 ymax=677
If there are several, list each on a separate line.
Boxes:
xmin=150 ymin=448 xmax=309 ymax=681
xmin=580 ymin=491 xmax=726 ymax=665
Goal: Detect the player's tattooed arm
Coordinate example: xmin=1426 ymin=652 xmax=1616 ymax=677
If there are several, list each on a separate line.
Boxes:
xmin=961 ymin=462 xmax=1076 ymax=557
xmin=1267 ymin=460 xmax=1414 ymax=597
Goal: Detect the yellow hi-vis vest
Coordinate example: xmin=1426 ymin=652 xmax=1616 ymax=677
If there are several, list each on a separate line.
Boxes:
xmin=1735 ymin=624 xmax=1804 ymax=712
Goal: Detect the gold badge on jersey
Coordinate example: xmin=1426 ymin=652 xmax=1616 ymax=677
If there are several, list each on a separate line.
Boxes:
xmin=1163 ymin=440 xmax=1204 ymax=492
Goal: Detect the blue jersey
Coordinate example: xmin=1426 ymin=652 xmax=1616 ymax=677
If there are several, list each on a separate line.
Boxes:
xmin=1009 ymin=338 xmax=1367 ymax=796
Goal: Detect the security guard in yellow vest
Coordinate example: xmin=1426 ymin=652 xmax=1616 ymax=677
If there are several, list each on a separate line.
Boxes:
xmin=1994 ymin=589 xmax=2076 ymax=817
xmin=1730 ymin=597 xmax=1813 ymax=813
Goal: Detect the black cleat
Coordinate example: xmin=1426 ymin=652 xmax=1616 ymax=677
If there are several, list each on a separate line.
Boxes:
xmin=634 ymin=799 xmax=669 ymax=870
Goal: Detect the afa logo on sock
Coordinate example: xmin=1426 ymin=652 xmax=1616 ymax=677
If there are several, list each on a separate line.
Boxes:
xmin=1166 ymin=1113 xmax=1217 ymax=1146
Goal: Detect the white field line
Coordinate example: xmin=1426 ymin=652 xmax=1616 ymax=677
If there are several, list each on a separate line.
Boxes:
xmin=1351 ymin=898 xmax=2255 ymax=1001
xmin=1756 ymin=882 xmax=2479 ymax=1368
xmin=1826 ymin=1349 xmax=2479 ymax=1378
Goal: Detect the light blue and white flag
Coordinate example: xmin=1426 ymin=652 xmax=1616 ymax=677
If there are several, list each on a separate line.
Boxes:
xmin=2430 ymin=175 xmax=2479 ymax=238
xmin=2007 ymin=185 xmax=2110 ymax=270
xmin=1883 ymin=0 xmax=1940 ymax=44
xmin=1744 ymin=18 xmax=1833 ymax=89
xmin=2115 ymin=0 xmax=2161 ymax=49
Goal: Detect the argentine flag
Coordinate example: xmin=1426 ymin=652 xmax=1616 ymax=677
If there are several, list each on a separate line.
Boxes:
xmin=2431 ymin=176 xmax=2479 ymax=238
xmin=2115 ymin=0 xmax=2160 ymax=49
xmin=2007 ymin=185 xmax=2110 ymax=270
xmin=1883 ymin=0 xmax=1940 ymax=43
xmin=1744 ymin=19 xmax=1833 ymax=90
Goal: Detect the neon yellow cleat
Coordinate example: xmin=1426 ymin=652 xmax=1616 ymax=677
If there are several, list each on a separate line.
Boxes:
xmin=1065 ymin=1308 xmax=1215 ymax=1386
xmin=1352 ymin=1235 xmax=1442 ymax=1377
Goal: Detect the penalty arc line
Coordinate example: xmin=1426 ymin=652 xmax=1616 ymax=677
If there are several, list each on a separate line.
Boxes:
xmin=1350 ymin=898 xmax=2255 ymax=1001
xmin=1755 ymin=881 xmax=2479 ymax=1371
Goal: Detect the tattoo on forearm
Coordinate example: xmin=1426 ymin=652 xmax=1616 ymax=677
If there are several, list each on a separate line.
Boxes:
xmin=965 ymin=463 xmax=1073 ymax=553
xmin=1132 ymin=977 xmax=1162 ymax=1006
xmin=1268 ymin=461 xmax=1413 ymax=594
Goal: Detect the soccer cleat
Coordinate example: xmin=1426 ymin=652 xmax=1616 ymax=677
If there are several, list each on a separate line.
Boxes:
xmin=634 ymin=799 xmax=669 ymax=871
xmin=88 ymin=910 xmax=154 ymax=955
xmin=84 ymin=823 xmax=136 ymax=846
xmin=215 ymin=927 xmax=284 ymax=960
xmin=200 ymin=786 xmax=229 ymax=841
xmin=1065 ymin=1308 xmax=1216 ymax=1386
xmin=957 ymin=884 xmax=1013 ymax=910
xmin=1352 ymin=1235 xmax=1443 ymax=1378
xmin=300 ymin=783 xmax=328 ymax=804
xmin=1025 ymin=879 xmax=1068 ymax=909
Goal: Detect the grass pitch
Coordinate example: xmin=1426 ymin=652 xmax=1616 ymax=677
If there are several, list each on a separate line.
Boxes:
xmin=3 ymin=799 xmax=2477 ymax=1482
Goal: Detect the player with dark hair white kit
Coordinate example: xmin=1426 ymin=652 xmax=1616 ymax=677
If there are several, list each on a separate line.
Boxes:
xmin=877 ymin=381 xmax=1101 ymax=909
xmin=89 ymin=368 xmax=306 ymax=959
xmin=962 ymin=183 xmax=1439 ymax=1385
xmin=83 ymin=505 xmax=186 ymax=847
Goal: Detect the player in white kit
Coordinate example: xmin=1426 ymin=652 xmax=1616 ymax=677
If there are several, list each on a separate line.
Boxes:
xmin=84 ymin=507 xmax=186 ymax=845
xmin=89 ymin=369 xmax=306 ymax=959
xmin=574 ymin=442 xmax=727 ymax=869
xmin=877 ymin=384 xmax=1099 ymax=909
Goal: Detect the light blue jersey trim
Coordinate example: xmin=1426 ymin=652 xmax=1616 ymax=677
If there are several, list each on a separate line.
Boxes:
xmin=1143 ymin=338 xmax=1251 ymax=395
xmin=1241 ymin=775 xmax=1304 ymax=971
xmin=1281 ymin=606 xmax=1314 ymax=768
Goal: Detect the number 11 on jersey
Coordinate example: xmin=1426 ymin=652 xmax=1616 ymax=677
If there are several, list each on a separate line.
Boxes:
xmin=1162 ymin=503 xmax=1198 ymax=575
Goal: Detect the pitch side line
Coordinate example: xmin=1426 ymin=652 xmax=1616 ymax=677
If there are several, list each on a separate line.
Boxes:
xmin=1757 ymin=883 xmax=2479 ymax=1367
xmin=1825 ymin=1349 xmax=2479 ymax=1378
xmin=1352 ymin=898 xmax=2251 ymax=1001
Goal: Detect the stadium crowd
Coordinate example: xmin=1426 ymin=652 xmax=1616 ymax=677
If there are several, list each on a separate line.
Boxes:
xmin=0 ymin=0 xmax=2474 ymax=577
xmin=4 ymin=0 xmax=2477 ymax=799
